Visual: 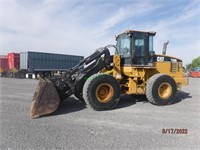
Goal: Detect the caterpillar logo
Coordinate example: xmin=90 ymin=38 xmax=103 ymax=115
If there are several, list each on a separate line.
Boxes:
xmin=157 ymin=56 xmax=164 ymax=62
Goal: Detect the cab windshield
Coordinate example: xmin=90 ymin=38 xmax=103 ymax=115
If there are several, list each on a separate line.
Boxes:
xmin=116 ymin=34 xmax=131 ymax=57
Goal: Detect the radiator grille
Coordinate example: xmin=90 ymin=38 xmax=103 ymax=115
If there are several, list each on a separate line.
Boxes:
xmin=171 ymin=62 xmax=177 ymax=72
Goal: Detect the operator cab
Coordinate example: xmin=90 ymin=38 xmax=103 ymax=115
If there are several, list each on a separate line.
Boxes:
xmin=116 ymin=30 xmax=156 ymax=65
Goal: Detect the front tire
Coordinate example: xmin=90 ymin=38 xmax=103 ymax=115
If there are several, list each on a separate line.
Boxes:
xmin=83 ymin=74 xmax=120 ymax=110
xmin=146 ymin=74 xmax=177 ymax=105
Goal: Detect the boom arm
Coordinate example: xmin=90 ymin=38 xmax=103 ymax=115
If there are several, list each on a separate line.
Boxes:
xmin=53 ymin=46 xmax=116 ymax=100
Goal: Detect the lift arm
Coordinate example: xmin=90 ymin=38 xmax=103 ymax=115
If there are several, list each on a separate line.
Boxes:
xmin=53 ymin=46 xmax=115 ymax=100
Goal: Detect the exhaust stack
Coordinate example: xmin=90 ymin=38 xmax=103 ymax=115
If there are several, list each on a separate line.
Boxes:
xmin=162 ymin=40 xmax=169 ymax=55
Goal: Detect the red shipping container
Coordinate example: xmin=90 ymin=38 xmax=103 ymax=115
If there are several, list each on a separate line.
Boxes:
xmin=0 ymin=55 xmax=8 ymax=72
xmin=7 ymin=52 xmax=20 ymax=71
xmin=190 ymin=71 xmax=200 ymax=78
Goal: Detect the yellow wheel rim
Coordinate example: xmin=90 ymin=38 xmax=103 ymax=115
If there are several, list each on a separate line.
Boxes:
xmin=95 ymin=83 xmax=114 ymax=103
xmin=158 ymin=82 xmax=172 ymax=99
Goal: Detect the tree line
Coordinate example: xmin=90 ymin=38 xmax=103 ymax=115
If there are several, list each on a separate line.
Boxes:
xmin=186 ymin=56 xmax=200 ymax=70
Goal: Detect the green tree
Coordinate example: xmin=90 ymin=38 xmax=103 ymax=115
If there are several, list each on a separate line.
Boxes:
xmin=186 ymin=63 xmax=192 ymax=70
xmin=191 ymin=56 xmax=200 ymax=68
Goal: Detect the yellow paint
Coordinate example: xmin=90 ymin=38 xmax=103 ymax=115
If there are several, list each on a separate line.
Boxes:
xmin=95 ymin=83 xmax=114 ymax=103
xmin=102 ymin=69 xmax=113 ymax=75
xmin=110 ymin=58 xmax=188 ymax=95
xmin=158 ymin=82 xmax=172 ymax=99
xmin=113 ymin=54 xmax=122 ymax=80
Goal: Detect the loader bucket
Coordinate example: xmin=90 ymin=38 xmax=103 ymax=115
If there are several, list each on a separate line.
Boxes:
xmin=30 ymin=77 xmax=60 ymax=119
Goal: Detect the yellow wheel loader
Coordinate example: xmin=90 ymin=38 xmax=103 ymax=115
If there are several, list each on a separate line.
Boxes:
xmin=30 ymin=30 xmax=188 ymax=118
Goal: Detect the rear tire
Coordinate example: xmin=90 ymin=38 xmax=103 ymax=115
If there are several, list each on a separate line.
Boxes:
xmin=146 ymin=74 xmax=177 ymax=105
xmin=83 ymin=74 xmax=120 ymax=110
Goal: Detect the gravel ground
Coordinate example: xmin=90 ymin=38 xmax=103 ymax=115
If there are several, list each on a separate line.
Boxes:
xmin=0 ymin=77 xmax=199 ymax=150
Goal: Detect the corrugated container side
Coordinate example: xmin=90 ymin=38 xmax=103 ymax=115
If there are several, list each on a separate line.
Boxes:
xmin=7 ymin=53 xmax=20 ymax=70
xmin=20 ymin=52 xmax=28 ymax=70
xmin=0 ymin=55 xmax=9 ymax=72
xmin=20 ymin=51 xmax=83 ymax=72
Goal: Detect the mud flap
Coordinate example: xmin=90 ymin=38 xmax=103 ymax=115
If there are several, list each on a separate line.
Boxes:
xmin=30 ymin=77 xmax=60 ymax=119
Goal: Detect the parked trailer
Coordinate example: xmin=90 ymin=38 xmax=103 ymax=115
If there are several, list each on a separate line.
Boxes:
xmin=8 ymin=53 xmax=20 ymax=71
xmin=0 ymin=55 xmax=9 ymax=77
xmin=19 ymin=51 xmax=84 ymax=78
xmin=7 ymin=53 xmax=20 ymax=77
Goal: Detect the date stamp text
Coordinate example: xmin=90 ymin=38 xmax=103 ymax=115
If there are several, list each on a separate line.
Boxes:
xmin=162 ymin=128 xmax=188 ymax=134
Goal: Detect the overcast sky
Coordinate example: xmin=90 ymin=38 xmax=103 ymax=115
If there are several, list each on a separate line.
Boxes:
xmin=1 ymin=0 xmax=199 ymax=65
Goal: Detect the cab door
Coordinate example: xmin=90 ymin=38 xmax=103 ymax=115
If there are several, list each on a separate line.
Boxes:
xmin=132 ymin=32 xmax=148 ymax=65
xmin=116 ymin=33 xmax=132 ymax=66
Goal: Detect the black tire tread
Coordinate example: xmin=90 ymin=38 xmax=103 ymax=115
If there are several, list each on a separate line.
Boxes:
xmin=146 ymin=74 xmax=177 ymax=105
xmin=83 ymin=73 xmax=120 ymax=110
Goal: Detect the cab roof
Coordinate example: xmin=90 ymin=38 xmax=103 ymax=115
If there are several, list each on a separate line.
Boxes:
xmin=115 ymin=30 xmax=156 ymax=38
